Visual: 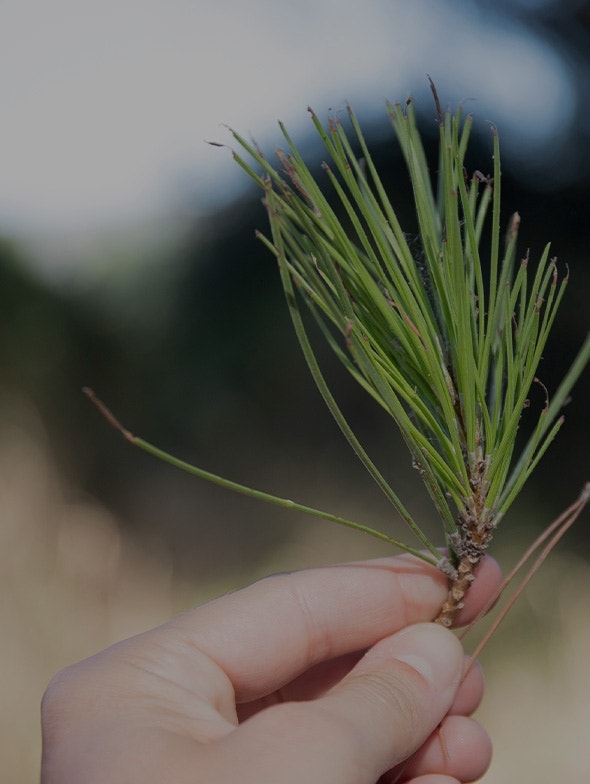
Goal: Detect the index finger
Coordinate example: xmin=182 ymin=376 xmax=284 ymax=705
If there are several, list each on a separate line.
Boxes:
xmin=165 ymin=554 xmax=501 ymax=701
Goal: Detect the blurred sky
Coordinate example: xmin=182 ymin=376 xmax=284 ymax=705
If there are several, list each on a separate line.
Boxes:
xmin=0 ymin=0 xmax=580 ymax=271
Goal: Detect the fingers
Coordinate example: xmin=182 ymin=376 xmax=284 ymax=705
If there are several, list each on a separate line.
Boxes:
xmin=236 ymin=650 xmax=364 ymax=721
xmin=378 ymin=663 xmax=489 ymax=784
xmin=222 ymin=623 xmax=466 ymax=784
xmin=165 ymin=554 xmax=501 ymax=701
xmin=238 ymin=651 xmax=484 ymax=725
xmin=394 ymin=778 xmax=461 ymax=784
xmin=395 ymin=715 xmax=492 ymax=783
xmin=448 ymin=658 xmax=484 ymax=716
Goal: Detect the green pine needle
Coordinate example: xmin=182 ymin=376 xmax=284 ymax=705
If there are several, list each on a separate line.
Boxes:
xmin=89 ymin=87 xmax=588 ymax=583
xmin=228 ymin=87 xmax=590 ymax=567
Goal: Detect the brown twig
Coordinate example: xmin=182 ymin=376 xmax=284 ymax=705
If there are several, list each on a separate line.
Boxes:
xmin=83 ymin=387 xmax=136 ymax=443
xmin=460 ymin=483 xmax=590 ymax=674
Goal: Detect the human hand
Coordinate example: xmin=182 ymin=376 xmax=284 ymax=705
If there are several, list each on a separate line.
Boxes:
xmin=41 ymin=553 xmax=501 ymax=784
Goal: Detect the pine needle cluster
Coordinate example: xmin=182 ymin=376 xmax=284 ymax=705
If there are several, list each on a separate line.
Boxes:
xmin=229 ymin=87 xmax=590 ymax=622
xmin=87 ymin=86 xmax=589 ymax=626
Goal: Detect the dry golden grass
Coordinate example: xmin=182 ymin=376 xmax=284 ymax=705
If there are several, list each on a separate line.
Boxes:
xmin=1 ymin=405 xmax=589 ymax=782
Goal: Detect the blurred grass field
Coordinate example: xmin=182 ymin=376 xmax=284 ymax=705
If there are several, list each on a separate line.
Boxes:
xmin=2 ymin=408 xmax=590 ymax=783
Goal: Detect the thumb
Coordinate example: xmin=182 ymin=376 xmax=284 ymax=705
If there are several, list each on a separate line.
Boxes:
xmin=229 ymin=623 xmax=464 ymax=784
xmin=320 ymin=622 xmax=464 ymax=779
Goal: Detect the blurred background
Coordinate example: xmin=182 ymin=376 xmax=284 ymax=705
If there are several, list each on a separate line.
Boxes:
xmin=2 ymin=0 xmax=590 ymax=780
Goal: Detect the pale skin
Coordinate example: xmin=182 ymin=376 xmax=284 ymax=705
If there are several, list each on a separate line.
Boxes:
xmin=41 ymin=553 xmax=502 ymax=784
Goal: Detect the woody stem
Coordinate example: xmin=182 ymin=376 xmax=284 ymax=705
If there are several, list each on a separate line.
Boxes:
xmin=434 ymin=554 xmax=481 ymax=626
